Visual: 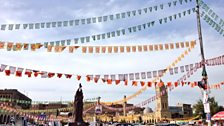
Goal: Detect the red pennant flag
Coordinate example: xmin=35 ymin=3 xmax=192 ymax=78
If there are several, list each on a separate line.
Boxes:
xmin=77 ymin=75 xmax=81 ymax=80
xmin=48 ymin=72 xmax=55 ymax=78
xmin=132 ymin=81 xmax=138 ymax=86
xmin=181 ymin=81 xmax=185 ymax=86
xmin=34 ymin=72 xmax=39 ymax=77
xmin=5 ymin=70 xmax=10 ymax=76
xmin=57 ymin=73 xmax=62 ymax=78
xmin=65 ymin=74 xmax=72 ymax=79
xmin=16 ymin=71 xmax=22 ymax=77
xmin=174 ymin=82 xmax=178 ymax=87
xmin=86 ymin=75 xmax=91 ymax=82
xmin=107 ymin=79 xmax=112 ymax=84
xmin=25 ymin=70 xmax=32 ymax=77
xmin=102 ymin=78 xmax=106 ymax=83
xmin=115 ymin=80 xmax=120 ymax=85
xmin=124 ymin=80 xmax=128 ymax=86
xmin=140 ymin=81 xmax=145 ymax=86
xmin=167 ymin=82 xmax=172 ymax=87
xmin=147 ymin=82 xmax=152 ymax=87
xmin=94 ymin=77 xmax=99 ymax=83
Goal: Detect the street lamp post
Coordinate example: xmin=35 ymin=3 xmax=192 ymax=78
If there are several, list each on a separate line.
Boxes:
xmin=195 ymin=0 xmax=211 ymax=126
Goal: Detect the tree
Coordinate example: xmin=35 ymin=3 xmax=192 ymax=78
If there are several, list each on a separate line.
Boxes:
xmin=193 ymin=97 xmax=221 ymax=118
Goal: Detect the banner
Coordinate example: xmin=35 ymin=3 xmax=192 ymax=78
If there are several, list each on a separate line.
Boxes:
xmin=0 ymin=8 xmax=196 ymax=47
xmin=0 ymin=0 xmax=193 ymax=31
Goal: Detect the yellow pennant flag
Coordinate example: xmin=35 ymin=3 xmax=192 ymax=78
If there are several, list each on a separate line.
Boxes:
xmin=59 ymin=46 xmax=66 ymax=52
xmin=35 ymin=43 xmax=43 ymax=49
xmin=16 ymin=43 xmax=23 ymax=51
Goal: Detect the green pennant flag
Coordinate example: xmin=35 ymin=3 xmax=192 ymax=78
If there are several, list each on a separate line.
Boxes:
xmin=87 ymin=18 xmax=91 ymax=24
xmin=98 ymin=16 xmax=102 ymax=22
xmin=127 ymin=11 xmax=131 ymax=17
xmin=132 ymin=10 xmax=136 ymax=16
xmin=116 ymin=30 xmax=121 ymax=36
xmin=86 ymin=36 xmax=90 ymax=42
xmin=169 ymin=16 xmax=172 ymax=21
xmin=81 ymin=37 xmax=85 ymax=43
xmin=151 ymin=21 xmax=155 ymax=27
xmin=137 ymin=25 xmax=142 ymax=31
xmin=63 ymin=21 xmax=68 ymax=26
xmin=133 ymin=26 xmax=137 ymax=32
xmin=178 ymin=13 xmax=182 ymax=18
xmin=138 ymin=9 xmax=142 ymax=15
xmin=128 ymin=27 xmax=132 ymax=33
xmin=111 ymin=31 xmax=115 ymax=37
xmin=75 ymin=19 xmax=80 ymax=25
xmin=116 ymin=13 xmax=120 ymax=19
xmin=96 ymin=35 xmax=100 ymax=40
xmin=15 ymin=24 xmax=20 ymax=29
xmin=102 ymin=34 xmax=105 ymax=39
xmin=41 ymin=22 xmax=45 ymax=28
xmin=149 ymin=7 xmax=152 ymax=12
xmin=52 ymin=22 xmax=56 ymax=27
xmin=81 ymin=19 xmax=86 ymax=24
xmin=121 ymin=13 xmax=126 ymax=18
xmin=121 ymin=29 xmax=126 ymax=35
xmin=184 ymin=0 xmax=188 ymax=3
xmin=173 ymin=1 xmax=177 ymax=6
xmin=61 ymin=40 xmax=65 ymax=46
xmin=179 ymin=0 xmax=183 ymax=5
xmin=154 ymin=6 xmax=158 ymax=11
xmin=164 ymin=17 xmax=167 ymax=23
xmin=92 ymin=17 xmax=96 ymax=23
xmin=92 ymin=35 xmax=96 ymax=41
xmin=183 ymin=11 xmax=186 ymax=16
xmin=142 ymin=24 xmax=146 ymax=29
xmin=66 ymin=39 xmax=71 ymax=45
xmin=56 ymin=41 xmax=60 ymax=46
xmin=168 ymin=2 xmax=172 ymax=7
xmin=160 ymin=4 xmax=163 ymax=10
xmin=143 ymin=8 xmax=147 ymax=13
xmin=107 ymin=32 xmax=111 ymax=38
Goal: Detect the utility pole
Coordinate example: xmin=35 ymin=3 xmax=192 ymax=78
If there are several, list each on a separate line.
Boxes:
xmin=195 ymin=0 xmax=211 ymax=125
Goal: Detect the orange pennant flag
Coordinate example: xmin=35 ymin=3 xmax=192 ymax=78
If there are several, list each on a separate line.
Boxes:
xmin=175 ymin=43 xmax=180 ymax=49
xmin=88 ymin=46 xmax=93 ymax=53
xmin=170 ymin=43 xmax=174 ymax=49
xmin=159 ymin=44 xmax=163 ymax=50
xmin=108 ymin=46 xmax=112 ymax=53
xmin=69 ymin=46 xmax=74 ymax=53
xmin=143 ymin=45 xmax=148 ymax=52
xmin=132 ymin=46 xmax=136 ymax=52
xmin=0 ymin=42 xmax=4 ymax=49
xmin=16 ymin=43 xmax=23 ymax=51
xmin=54 ymin=46 xmax=60 ymax=52
xmin=120 ymin=46 xmax=124 ymax=53
xmin=190 ymin=40 xmax=196 ymax=47
xmin=59 ymin=46 xmax=66 ymax=52
xmin=47 ymin=45 xmax=53 ymax=52
xmin=158 ymin=82 xmax=164 ymax=87
xmin=95 ymin=46 xmax=100 ymax=53
xmin=180 ymin=42 xmax=185 ymax=48
xmin=82 ymin=47 xmax=87 ymax=53
xmin=101 ymin=46 xmax=106 ymax=53
xmin=185 ymin=41 xmax=189 ymax=47
xmin=126 ymin=46 xmax=131 ymax=52
xmin=154 ymin=45 xmax=158 ymax=51
xmin=138 ymin=46 xmax=142 ymax=52
xmin=114 ymin=46 xmax=118 ymax=53
xmin=165 ymin=44 xmax=169 ymax=50
xmin=149 ymin=45 xmax=153 ymax=51
xmin=31 ymin=44 xmax=36 ymax=51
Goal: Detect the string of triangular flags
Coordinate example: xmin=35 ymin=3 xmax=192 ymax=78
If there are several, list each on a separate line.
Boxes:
xmin=0 ymin=0 xmax=193 ymax=31
xmin=200 ymin=11 xmax=224 ymax=37
xmin=0 ymin=8 xmax=196 ymax=48
xmin=0 ymin=103 xmax=61 ymax=122
xmin=198 ymin=1 xmax=224 ymax=36
xmin=0 ymin=40 xmax=196 ymax=53
xmin=199 ymin=0 xmax=224 ymax=28
xmin=0 ymin=45 xmax=207 ymax=81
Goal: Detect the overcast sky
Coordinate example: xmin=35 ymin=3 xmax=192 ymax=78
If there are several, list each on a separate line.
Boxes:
xmin=0 ymin=0 xmax=223 ymax=109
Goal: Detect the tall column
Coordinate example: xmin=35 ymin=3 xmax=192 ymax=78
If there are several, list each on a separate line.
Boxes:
xmin=123 ymin=95 xmax=127 ymax=116
xmin=195 ymin=0 xmax=211 ymax=125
